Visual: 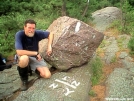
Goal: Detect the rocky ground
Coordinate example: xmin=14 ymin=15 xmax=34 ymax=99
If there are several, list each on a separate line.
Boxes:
xmin=0 ymin=63 xmax=116 ymax=101
xmin=1 ymin=7 xmax=131 ymax=101
xmin=90 ymin=62 xmax=123 ymax=101
xmin=1 ymin=29 xmax=134 ymax=101
xmin=89 ymin=29 xmax=134 ymax=101
xmin=1 ymin=62 xmax=106 ymax=101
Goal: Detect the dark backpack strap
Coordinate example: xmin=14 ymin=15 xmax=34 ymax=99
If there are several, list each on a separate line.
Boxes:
xmin=0 ymin=53 xmax=6 ymax=65
xmin=0 ymin=53 xmax=12 ymax=71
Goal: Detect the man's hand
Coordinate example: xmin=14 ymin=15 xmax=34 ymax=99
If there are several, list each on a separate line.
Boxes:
xmin=46 ymin=46 xmax=52 ymax=56
xmin=47 ymin=32 xmax=53 ymax=56
xmin=36 ymin=53 xmax=42 ymax=61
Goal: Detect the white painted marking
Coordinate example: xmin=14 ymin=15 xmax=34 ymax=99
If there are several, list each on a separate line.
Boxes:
xmin=55 ymin=79 xmax=76 ymax=89
xmin=75 ymin=22 xmax=81 ymax=33
xmin=62 ymin=76 xmax=70 ymax=80
xmin=49 ymin=83 xmax=58 ymax=89
xmin=64 ymin=88 xmax=74 ymax=96
xmin=93 ymin=35 xmax=95 ymax=39
xmin=71 ymin=81 xmax=80 ymax=87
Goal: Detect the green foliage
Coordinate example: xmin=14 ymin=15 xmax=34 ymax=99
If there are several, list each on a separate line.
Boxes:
xmin=0 ymin=0 xmax=30 ymax=15
xmin=0 ymin=0 xmax=134 ymax=56
xmin=90 ymin=57 xmax=103 ymax=86
xmin=111 ymin=56 xmax=117 ymax=63
xmin=128 ymin=36 xmax=134 ymax=55
xmin=121 ymin=0 xmax=134 ymax=54
xmin=0 ymin=0 xmax=14 ymax=15
xmin=109 ymin=20 xmax=122 ymax=33
xmin=121 ymin=0 xmax=134 ymax=34
xmin=89 ymin=90 xmax=96 ymax=97
xmin=0 ymin=18 xmax=16 ymax=55
xmin=117 ymin=36 xmax=126 ymax=50
xmin=0 ymin=13 xmax=32 ymax=56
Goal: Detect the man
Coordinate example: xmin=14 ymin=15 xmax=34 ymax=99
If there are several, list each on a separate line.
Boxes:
xmin=15 ymin=19 xmax=53 ymax=91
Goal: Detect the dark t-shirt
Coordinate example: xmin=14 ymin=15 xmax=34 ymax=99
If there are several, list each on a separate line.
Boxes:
xmin=15 ymin=30 xmax=50 ymax=51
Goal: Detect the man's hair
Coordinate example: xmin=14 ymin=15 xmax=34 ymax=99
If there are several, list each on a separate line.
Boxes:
xmin=24 ymin=19 xmax=36 ymax=26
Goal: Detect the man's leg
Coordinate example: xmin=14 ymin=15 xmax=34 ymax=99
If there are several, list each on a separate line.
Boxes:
xmin=17 ymin=55 xmax=29 ymax=91
xmin=36 ymin=67 xmax=51 ymax=78
xmin=29 ymin=57 xmax=51 ymax=79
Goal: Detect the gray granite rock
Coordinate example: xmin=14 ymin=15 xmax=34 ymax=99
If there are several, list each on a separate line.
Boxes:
xmin=121 ymin=56 xmax=134 ymax=69
xmin=92 ymin=7 xmax=122 ymax=32
xmin=0 ymin=65 xmax=20 ymax=99
xmin=119 ymin=52 xmax=128 ymax=59
xmin=0 ymin=65 xmax=37 ymax=100
xmin=105 ymin=68 xmax=134 ymax=100
xmin=13 ymin=64 xmax=91 ymax=101
xmin=104 ymin=37 xmax=119 ymax=64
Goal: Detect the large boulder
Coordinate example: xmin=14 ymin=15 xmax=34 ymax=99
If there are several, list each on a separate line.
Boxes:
xmin=92 ymin=7 xmax=122 ymax=32
xmin=39 ymin=16 xmax=104 ymax=70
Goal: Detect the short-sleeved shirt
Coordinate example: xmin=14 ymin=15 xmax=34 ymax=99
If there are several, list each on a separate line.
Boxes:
xmin=15 ymin=30 xmax=50 ymax=51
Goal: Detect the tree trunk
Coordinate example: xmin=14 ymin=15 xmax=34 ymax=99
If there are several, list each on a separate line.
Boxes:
xmin=82 ymin=1 xmax=89 ymax=17
xmin=62 ymin=0 xmax=67 ymax=16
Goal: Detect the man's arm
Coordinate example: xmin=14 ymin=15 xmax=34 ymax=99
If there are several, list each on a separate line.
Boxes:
xmin=16 ymin=50 xmax=38 ymax=56
xmin=46 ymin=32 xmax=54 ymax=56
xmin=15 ymin=32 xmax=38 ymax=56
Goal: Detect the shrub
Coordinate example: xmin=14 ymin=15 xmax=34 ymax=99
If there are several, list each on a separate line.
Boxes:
xmin=0 ymin=13 xmax=31 ymax=56
xmin=90 ymin=57 xmax=103 ymax=86
xmin=128 ymin=36 xmax=134 ymax=55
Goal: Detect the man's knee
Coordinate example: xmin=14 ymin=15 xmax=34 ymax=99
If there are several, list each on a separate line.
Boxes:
xmin=41 ymin=71 xmax=51 ymax=79
xmin=19 ymin=55 xmax=29 ymax=68
xmin=37 ymin=67 xmax=51 ymax=79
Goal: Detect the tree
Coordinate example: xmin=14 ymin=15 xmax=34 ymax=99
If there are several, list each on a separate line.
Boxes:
xmin=82 ymin=0 xmax=90 ymax=17
xmin=62 ymin=0 xmax=67 ymax=16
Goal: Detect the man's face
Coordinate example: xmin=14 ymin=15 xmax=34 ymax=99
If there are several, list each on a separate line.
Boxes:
xmin=24 ymin=23 xmax=36 ymax=37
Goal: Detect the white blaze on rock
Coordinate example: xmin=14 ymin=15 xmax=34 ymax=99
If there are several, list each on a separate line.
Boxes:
xmin=75 ymin=22 xmax=81 ymax=33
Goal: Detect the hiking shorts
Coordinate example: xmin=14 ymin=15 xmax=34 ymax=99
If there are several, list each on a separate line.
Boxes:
xmin=18 ymin=56 xmax=48 ymax=71
xmin=29 ymin=57 xmax=48 ymax=71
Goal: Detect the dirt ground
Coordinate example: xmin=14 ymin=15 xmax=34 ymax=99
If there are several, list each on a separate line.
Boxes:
xmin=89 ymin=62 xmax=123 ymax=101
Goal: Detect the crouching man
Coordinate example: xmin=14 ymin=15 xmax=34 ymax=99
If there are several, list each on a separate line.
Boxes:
xmin=15 ymin=19 xmax=53 ymax=91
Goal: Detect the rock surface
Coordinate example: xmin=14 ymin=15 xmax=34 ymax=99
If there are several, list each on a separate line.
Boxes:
xmin=13 ymin=64 xmax=91 ymax=101
xmin=0 ymin=66 xmax=19 ymax=99
xmin=40 ymin=16 xmax=104 ymax=70
xmin=105 ymin=68 xmax=134 ymax=100
xmin=0 ymin=65 xmax=36 ymax=100
xmin=99 ymin=34 xmax=134 ymax=100
xmin=92 ymin=7 xmax=122 ymax=32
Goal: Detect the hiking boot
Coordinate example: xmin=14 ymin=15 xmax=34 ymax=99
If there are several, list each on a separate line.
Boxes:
xmin=20 ymin=81 xmax=28 ymax=91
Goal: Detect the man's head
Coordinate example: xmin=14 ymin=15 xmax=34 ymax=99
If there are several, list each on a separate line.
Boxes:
xmin=24 ymin=19 xmax=36 ymax=37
